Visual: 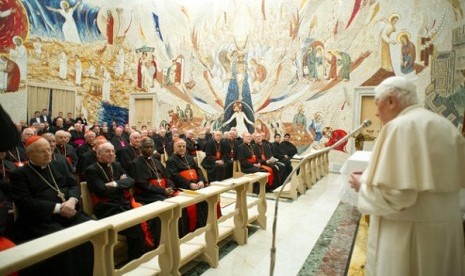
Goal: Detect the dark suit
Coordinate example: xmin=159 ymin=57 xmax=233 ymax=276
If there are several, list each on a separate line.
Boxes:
xmin=41 ymin=115 xmax=52 ymax=125
xmin=29 ymin=116 xmax=41 ymax=126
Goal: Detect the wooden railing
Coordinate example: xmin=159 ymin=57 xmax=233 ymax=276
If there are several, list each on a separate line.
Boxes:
xmin=0 ymin=172 xmax=269 ymax=276
xmin=269 ymin=120 xmax=372 ymax=275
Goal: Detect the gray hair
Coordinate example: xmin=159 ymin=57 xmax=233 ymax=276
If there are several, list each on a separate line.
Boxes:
xmin=375 ymin=76 xmax=418 ymax=108
xmin=96 ymin=142 xmax=114 ymax=155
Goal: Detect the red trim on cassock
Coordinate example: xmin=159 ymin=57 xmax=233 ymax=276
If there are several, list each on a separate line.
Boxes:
xmin=260 ymin=165 xmax=274 ymax=187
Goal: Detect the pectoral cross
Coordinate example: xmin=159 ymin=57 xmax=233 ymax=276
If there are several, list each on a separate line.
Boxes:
xmin=57 ymin=191 xmax=66 ymax=202
xmin=189 ymin=170 xmax=195 ymax=179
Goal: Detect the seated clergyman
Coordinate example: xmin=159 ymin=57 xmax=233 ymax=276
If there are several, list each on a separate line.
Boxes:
xmin=166 ymin=138 xmax=210 ymax=236
xmin=10 ymin=136 xmax=93 ymax=275
xmin=127 ymin=137 xmax=176 ymax=204
xmin=201 ymin=131 xmax=232 ymax=182
xmin=85 ymin=141 xmax=158 ymax=260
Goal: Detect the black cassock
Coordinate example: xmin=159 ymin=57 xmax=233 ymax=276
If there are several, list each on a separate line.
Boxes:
xmin=256 ymin=142 xmax=288 ymax=190
xmin=110 ymin=136 xmax=128 ymax=152
xmin=76 ymin=142 xmax=92 ymax=157
xmin=280 ymin=141 xmax=298 ymax=157
xmin=116 ymin=145 xmax=141 ymax=171
xmin=127 ymin=155 xmax=176 ymax=204
xmin=76 ymin=150 xmax=97 ymax=181
xmin=166 ymin=154 xmax=209 ymax=237
xmin=271 ymin=141 xmax=293 ymax=176
xmin=10 ymin=160 xmax=93 ymax=276
xmin=54 ymin=144 xmax=78 ymax=171
xmin=0 ymin=159 xmax=16 ymax=204
xmin=222 ymin=138 xmax=241 ymax=161
xmin=237 ymin=142 xmax=285 ymax=192
xmin=201 ymin=139 xmax=232 ymax=182
xmin=85 ymin=161 xmax=158 ymax=260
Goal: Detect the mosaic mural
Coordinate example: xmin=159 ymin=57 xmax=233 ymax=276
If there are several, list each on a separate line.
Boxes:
xmin=0 ymin=0 xmax=464 ymax=151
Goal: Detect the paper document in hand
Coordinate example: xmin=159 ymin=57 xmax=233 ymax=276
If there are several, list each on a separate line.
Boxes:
xmin=180 ymin=189 xmax=201 ymax=196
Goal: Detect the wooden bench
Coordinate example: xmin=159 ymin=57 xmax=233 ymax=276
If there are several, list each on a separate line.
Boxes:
xmin=80 ymin=181 xmax=129 ymax=265
xmin=1 ymin=173 xmax=269 ymax=275
xmin=0 ymin=220 xmax=112 ymax=276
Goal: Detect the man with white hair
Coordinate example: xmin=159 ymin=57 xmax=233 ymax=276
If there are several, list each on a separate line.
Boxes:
xmin=85 ymin=142 xmax=158 ymax=259
xmin=350 ymin=76 xmax=465 ymax=276
xmin=10 ymin=136 xmax=93 ymax=275
xmin=237 ymin=132 xmax=272 ymax=193
xmin=110 ymin=126 xmax=128 ymax=151
xmin=76 ymin=130 xmax=96 ymax=157
xmin=223 ymin=129 xmax=241 ymax=163
xmin=153 ymin=128 xmax=167 ymax=160
xmin=116 ymin=131 xmax=142 ymax=171
xmin=42 ymin=132 xmax=73 ymax=174
xmin=54 ymin=130 xmax=78 ymax=170
xmin=166 ymin=138 xmax=209 ymax=236
xmin=184 ymin=129 xmax=198 ymax=156
xmin=201 ymin=130 xmax=232 ymax=181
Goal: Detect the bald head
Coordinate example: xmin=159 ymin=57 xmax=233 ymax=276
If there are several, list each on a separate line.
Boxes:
xmin=173 ymin=138 xmax=186 ymax=156
xmin=214 ymin=131 xmax=222 ymax=142
xmin=55 ymin=130 xmax=69 ymax=146
xmin=129 ymin=131 xmax=142 ymax=147
xmin=243 ymin=132 xmax=252 ymax=144
xmin=96 ymin=142 xmax=115 ymax=164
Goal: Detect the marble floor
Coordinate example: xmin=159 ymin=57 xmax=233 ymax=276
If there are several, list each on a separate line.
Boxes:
xmin=186 ymin=173 xmax=361 ymax=276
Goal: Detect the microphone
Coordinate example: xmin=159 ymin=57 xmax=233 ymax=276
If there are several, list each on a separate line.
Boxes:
xmin=269 ymin=119 xmax=372 ymax=276
xmin=362 ymin=119 xmax=372 ymax=128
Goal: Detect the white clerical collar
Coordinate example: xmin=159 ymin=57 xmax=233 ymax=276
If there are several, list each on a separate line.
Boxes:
xmin=29 ymin=161 xmax=47 ymax=169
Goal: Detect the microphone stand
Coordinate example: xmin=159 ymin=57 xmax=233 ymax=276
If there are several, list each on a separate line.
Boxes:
xmin=269 ymin=120 xmax=372 ymax=276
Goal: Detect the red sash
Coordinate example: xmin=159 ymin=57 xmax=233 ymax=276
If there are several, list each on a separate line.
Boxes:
xmin=247 ymin=155 xmax=257 ymax=164
xmin=90 ymin=193 xmax=110 ymax=206
xmin=179 ymin=169 xmax=199 ymax=232
xmin=149 ymin=178 xmax=167 ymax=189
xmin=260 ymin=165 xmax=274 ymax=187
xmin=179 ymin=169 xmax=198 ymax=182
xmin=123 ymin=190 xmax=155 ymax=248
xmin=0 ymin=237 xmax=17 ymax=276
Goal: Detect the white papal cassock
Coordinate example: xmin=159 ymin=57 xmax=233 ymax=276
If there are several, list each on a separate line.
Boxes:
xmin=358 ymin=105 xmax=465 ymax=276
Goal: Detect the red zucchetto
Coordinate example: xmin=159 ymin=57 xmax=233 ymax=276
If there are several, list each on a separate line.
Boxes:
xmin=25 ymin=135 xmax=42 ymax=148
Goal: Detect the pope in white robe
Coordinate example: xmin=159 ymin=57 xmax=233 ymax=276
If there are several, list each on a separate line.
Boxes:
xmin=350 ymin=76 xmax=465 ymax=276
